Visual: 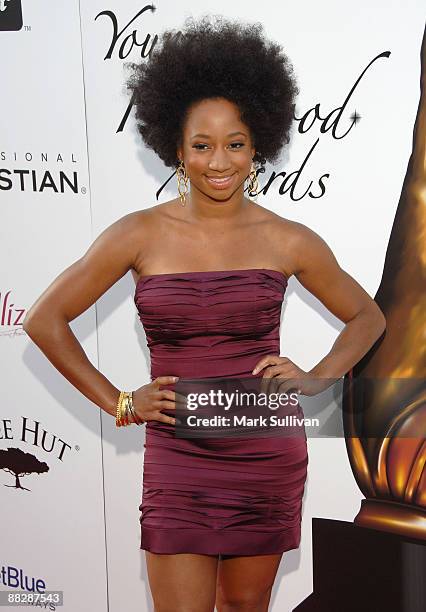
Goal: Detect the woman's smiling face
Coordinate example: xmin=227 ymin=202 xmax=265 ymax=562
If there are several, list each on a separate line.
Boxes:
xmin=177 ymin=97 xmax=256 ymax=202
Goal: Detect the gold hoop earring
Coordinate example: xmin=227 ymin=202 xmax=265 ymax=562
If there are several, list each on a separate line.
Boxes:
xmin=247 ymin=162 xmax=259 ymax=198
xmin=176 ymin=159 xmax=189 ymax=206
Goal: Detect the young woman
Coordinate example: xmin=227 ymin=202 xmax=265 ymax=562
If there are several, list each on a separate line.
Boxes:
xmin=24 ymin=16 xmax=386 ymax=612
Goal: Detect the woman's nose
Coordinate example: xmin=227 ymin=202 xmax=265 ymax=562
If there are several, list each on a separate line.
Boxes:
xmin=208 ymin=150 xmax=232 ymax=172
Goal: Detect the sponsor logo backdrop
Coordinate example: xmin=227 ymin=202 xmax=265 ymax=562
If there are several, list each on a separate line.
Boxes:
xmin=1 ymin=1 xmax=107 ymax=611
xmin=2 ymin=1 xmax=425 ymax=610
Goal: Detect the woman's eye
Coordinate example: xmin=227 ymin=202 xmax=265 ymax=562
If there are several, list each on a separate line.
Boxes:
xmin=192 ymin=143 xmax=244 ymax=150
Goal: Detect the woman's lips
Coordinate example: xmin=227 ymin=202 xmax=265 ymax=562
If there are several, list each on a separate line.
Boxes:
xmin=204 ymin=173 xmax=236 ymax=190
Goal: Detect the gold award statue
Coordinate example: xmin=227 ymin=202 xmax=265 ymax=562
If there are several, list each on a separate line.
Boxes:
xmin=343 ymin=23 xmax=426 ymax=541
xmin=295 ymin=22 xmax=425 ymax=612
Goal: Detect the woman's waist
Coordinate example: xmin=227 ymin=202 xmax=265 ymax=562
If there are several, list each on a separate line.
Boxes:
xmin=149 ymin=344 xmax=280 ymax=380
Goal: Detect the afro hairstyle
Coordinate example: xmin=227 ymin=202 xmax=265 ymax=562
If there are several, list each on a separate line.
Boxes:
xmin=124 ymin=14 xmax=298 ymax=168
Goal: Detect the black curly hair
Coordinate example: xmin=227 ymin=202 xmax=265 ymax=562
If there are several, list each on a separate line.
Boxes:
xmin=124 ymin=15 xmax=298 ymax=169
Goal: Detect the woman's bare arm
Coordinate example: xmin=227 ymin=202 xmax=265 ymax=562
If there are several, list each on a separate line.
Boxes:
xmin=253 ymin=220 xmax=386 ymax=397
xmin=23 ymin=211 xmax=145 ymax=417
xmin=289 ymin=222 xmax=386 ymax=378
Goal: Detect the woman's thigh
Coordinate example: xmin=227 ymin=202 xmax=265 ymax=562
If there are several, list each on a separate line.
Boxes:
xmin=145 ymin=551 xmax=219 ymax=612
xmin=216 ymin=553 xmax=283 ymax=611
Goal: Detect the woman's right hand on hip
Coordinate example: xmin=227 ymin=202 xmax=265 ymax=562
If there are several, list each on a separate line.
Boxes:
xmin=132 ymin=376 xmax=184 ymax=425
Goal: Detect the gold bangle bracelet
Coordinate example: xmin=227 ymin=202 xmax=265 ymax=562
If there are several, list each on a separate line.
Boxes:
xmin=116 ymin=391 xmax=144 ymax=427
xmin=116 ymin=391 xmax=132 ymax=427
xmin=124 ymin=393 xmax=132 ymax=426
xmin=116 ymin=391 xmax=124 ymax=426
xmin=128 ymin=394 xmax=144 ymax=425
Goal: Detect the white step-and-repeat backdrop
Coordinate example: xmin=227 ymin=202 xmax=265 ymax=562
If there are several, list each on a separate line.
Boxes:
xmin=1 ymin=1 xmax=424 ymax=610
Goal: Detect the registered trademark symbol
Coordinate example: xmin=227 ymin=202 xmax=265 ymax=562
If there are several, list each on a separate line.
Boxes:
xmin=81 ymin=187 xmax=86 ymax=194
xmin=75 ymin=445 xmax=80 ymax=451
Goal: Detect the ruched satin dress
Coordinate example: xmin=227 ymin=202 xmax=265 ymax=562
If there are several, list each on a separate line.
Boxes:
xmin=134 ymin=268 xmax=308 ymax=556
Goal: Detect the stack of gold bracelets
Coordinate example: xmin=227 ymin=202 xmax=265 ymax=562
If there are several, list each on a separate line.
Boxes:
xmin=116 ymin=391 xmax=145 ymax=427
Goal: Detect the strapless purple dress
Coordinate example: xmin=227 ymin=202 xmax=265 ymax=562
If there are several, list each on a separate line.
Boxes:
xmin=134 ymin=268 xmax=308 ymax=556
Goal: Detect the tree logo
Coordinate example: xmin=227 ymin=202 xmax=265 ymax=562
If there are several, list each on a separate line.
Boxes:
xmin=0 ymin=447 xmax=49 ymax=491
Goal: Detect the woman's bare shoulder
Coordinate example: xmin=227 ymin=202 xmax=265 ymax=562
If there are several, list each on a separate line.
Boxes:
xmin=249 ymin=203 xmax=331 ymax=276
xmin=128 ymin=201 xmax=182 ymax=278
xmin=131 ymin=199 xmax=181 ymax=228
xmin=249 ymin=201 xmax=305 ymax=236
